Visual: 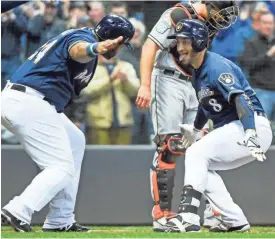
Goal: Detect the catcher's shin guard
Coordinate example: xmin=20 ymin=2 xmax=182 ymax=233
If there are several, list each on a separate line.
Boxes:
xmin=150 ymin=134 xmax=185 ymax=220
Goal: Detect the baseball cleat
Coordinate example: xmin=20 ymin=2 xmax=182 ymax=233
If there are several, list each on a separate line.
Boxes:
xmin=203 ymin=203 xmax=222 ymax=228
xmin=156 ymin=215 xmax=201 ymax=233
xmin=42 ymin=222 xmax=91 ymax=232
xmin=1 ymin=209 xmax=33 ymax=232
xmin=153 ymin=216 xmax=168 ymax=232
xmin=203 ymin=216 xmax=222 ymax=228
xmin=153 ymin=211 xmax=177 ymax=232
xmin=209 ymin=222 xmax=250 ymax=232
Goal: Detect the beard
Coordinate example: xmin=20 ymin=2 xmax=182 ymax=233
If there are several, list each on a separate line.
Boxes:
xmin=179 ymin=53 xmax=192 ymax=66
xmin=180 ymin=50 xmax=202 ymax=68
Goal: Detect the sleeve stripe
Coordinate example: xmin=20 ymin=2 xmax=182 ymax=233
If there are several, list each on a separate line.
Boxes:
xmin=148 ymin=34 xmax=165 ymax=50
xmin=68 ymin=40 xmax=90 ymax=53
xmin=228 ymin=90 xmax=244 ymax=102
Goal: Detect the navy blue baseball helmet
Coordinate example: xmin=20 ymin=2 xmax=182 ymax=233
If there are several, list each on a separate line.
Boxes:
xmin=94 ymin=14 xmax=135 ymax=51
xmin=167 ymin=19 xmax=209 ymax=52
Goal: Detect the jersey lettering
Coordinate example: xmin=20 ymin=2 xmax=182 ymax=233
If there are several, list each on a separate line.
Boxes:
xmin=74 ymin=69 xmax=93 ymax=85
xmin=28 ymin=40 xmax=58 ymax=64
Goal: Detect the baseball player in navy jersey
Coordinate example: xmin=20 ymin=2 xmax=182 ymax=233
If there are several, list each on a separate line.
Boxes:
xmin=135 ymin=1 xmax=239 ymax=231
xmin=160 ymin=19 xmax=272 ymax=233
xmin=1 ymin=14 xmax=135 ymax=233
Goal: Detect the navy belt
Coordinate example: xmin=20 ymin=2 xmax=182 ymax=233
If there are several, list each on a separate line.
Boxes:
xmin=10 ymin=84 xmax=62 ymax=113
xmin=10 ymin=84 xmax=48 ymax=102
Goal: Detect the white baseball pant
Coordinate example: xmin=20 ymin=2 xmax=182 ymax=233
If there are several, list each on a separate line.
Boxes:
xmin=182 ymin=113 xmax=272 ymax=226
xmin=1 ymin=83 xmax=85 ymax=228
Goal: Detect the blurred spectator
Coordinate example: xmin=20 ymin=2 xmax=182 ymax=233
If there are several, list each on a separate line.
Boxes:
xmin=61 ymin=0 xmax=70 ymax=20
xmin=250 ymin=2 xmax=270 ymax=30
xmin=1 ymin=9 xmax=26 ymax=89
xmin=77 ymin=15 xmax=91 ymax=29
xmin=85 ymin=55 xmax=140 ymax=145
xmin=117 ymin=18 xmax=154 ymax=144
xmin=66 ymin=1 xmax=88 ymax=29
xmin=240 ymin=12 xmax=275 ymax=121
xmin=211 ymin=2 xmax=269 ymax=64
xmin=87 ymin=1 xmax=106 ymax=26
xmin=24 ymin=1 xmax=66 ymax=58
xmin=109 ymin=2 xmax=128 ymax=18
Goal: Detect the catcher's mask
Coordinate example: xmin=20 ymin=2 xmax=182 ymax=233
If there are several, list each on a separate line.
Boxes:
xmin=203 ymin=1 xmax=239 ymax=32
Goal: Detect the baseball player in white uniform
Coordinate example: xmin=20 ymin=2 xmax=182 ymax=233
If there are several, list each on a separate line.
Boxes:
xmin=161 ymin=18 xmax=272 ymax=233
xmin=135 ymin=1 xmax=240 ymax=231
xmin=1 ymin=14 xmax=135 ymax=232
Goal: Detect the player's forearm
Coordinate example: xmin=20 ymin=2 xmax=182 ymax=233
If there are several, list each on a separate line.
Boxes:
xmin=140 ymin=38 xmax=159 ymax=88
xmin=193 ymin=105 xmax=208 ymax=130
xmin=69 ymin=42 xmax=98 ymax=63
xmin=234 ymin=94 xmax=255 ymax=131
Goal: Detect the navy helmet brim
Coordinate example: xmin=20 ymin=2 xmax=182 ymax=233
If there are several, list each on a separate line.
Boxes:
xmin=167 ymin=33 xmax=190 ymax=40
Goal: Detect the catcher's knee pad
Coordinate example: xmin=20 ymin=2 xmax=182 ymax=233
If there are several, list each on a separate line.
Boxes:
xmin=151 ymin=134 xmax=185 ymax=219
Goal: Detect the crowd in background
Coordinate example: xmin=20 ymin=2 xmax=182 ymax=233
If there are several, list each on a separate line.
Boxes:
xmin=1 ymin=0 xmax=275 ymax=145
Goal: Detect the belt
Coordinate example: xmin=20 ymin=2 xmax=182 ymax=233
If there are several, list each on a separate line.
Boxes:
xmin=9 ymin=83 xmax=54 ymax=105
xmin=9 ymin=83 xmax=44 ymax=99
xmin=163 ymin=69 xmax=189 ymax=81
xmin=8 ymin=83 xmax=62 ymax=113
xmin=256 ymin=111 xmax=267 ymax=119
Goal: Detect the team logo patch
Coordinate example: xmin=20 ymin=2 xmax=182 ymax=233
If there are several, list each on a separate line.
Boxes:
xmin=218 ymin=73 xmax=235 ymax=86
xmin=176 ymin=22 xmax=183 ymax=32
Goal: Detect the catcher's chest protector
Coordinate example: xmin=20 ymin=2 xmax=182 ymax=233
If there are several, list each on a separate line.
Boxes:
xmin=169 ymin=3 xmax=206 ymax=75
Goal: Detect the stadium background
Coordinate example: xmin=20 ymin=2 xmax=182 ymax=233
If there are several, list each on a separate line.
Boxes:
xmin=2 ymin=0 xmax=275 ymax=146
xmin=1 ymin=0 xmax=275 ymax=234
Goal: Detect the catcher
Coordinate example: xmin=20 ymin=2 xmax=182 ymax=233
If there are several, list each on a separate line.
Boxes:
xmin=135 ymin=1 xmax=239 ymax=232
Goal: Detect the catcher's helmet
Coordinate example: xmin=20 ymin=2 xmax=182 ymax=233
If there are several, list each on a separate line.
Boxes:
xmin=202 ymin=1 xmax=239 ymax=32
xmin=167 ymin=19 xmax=208 ymax=52
xmin=94 ymin=14 xmax=135 ymax=50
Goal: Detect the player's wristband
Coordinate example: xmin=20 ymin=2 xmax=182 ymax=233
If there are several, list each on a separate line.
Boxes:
xmin=86 ymin=43 xmax=98 ymax=57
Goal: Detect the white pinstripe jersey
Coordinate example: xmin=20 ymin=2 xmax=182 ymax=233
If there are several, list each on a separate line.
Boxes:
xmin=149 ymin=8 xmax=180 ymax=72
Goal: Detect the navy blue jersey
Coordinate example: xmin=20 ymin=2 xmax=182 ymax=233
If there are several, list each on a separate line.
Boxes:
xmin=10 ymin=28 xmax=98 ymax=112
xmin=193 ymin=51 xmax=264 ymax=128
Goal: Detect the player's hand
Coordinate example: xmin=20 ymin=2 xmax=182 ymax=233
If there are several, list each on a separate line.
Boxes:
xmin=112 ymin=70 xmax=128 ymax=83
xmin=97 ymin=36 xmax=123 ymax=54
xmin=237 ymin=129 xmax=266 ymax=162
xmin=136 ymin=85 xmax=151 ymax=109
xmin=267 ymin=45 xmax=275 ymax=57
xmin=179 ymin=124 xmax=201 ymax=149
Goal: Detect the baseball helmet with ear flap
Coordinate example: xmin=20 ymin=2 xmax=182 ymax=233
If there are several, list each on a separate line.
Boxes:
xmin=167 ymin=19 xmax=209 ymax=52
xmin=94 ymin=13 xmax=135 ymax=51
